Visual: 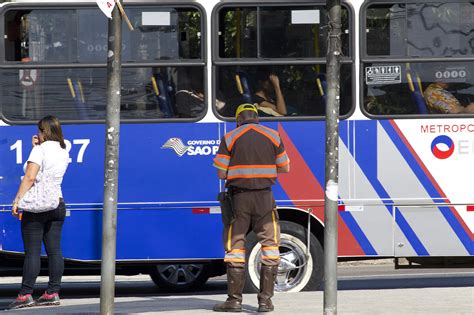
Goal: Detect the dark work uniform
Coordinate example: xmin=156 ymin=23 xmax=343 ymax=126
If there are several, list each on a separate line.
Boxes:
xmin=213 ymin=122 xmax=290 ymax=268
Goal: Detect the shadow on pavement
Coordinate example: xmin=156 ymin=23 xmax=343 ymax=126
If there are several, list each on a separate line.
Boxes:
xmin=0 ymin=296 xmax=261 ymax=314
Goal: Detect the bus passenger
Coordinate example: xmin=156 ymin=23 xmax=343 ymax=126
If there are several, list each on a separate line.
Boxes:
xmin=175 ymin=70 xmax=205 ymax=118
xmin=212 ymin=104 xmax=290 ymax=313
xmin=254 ymin=68 xmax=288 ymax=116
xmin=9 ymin=116 xmax=69 ymax=310
xmin=425 ymin=81 xmax=474 ymax=114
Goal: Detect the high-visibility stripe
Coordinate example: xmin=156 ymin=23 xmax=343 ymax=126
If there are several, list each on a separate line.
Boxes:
xmin=262 ymin=249 xmax=279 ymax=257
xmin=227 ymin=249 xmax=246 ymax=253
xmin=227 ymin=166 xmax=277 ymax=178
xmin=225 ymin=125 xmax=251 ymax=151
xmin=224 ymin=124 xmax=281 ymax=151
xmin=272 ymin=211 xmax=278 ymax=245
xmin=261 ymin=255 xmax=280 ymax=261
xmin=226 ymin=224 xmax=233 ymax=251
xmin=228 ymin=164 xmax=276 ymax=170
xmin=216 ymin=154 xmax=230 ymax=160
xmin=276 ymin=152 xmax=289 ymax=166
xmin=224 ymin=259 xmax=245 ymax=263
xmin=276 ymin=160 xmax=290 ymax=167
xmin=213 ymin=163 xmax=227 ymax=171
xmin=251 ymin=126 xmax=280 ymax=147
xmin=262 ymin=246 xmax=279 ymax=250
xmin=213 ymin=157 xmax=230 ymax=169
xmin=227 ymin=174 xmax=277 ymax=180
xmin=225 ymin=248 xmax=246 ymax=262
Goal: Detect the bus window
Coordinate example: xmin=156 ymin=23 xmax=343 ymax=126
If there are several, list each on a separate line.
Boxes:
xmin=214 ymin=3 xmax=353 ymax=119
xmin=2 ymin=5 xmax=204 ymax=122
xmin=362 ymin=1 xmax=474 ymax=117
xmin=216 ymin=64 xmax=352 ymax=118
xmin=366 ymin=2 xmax=473 ymax=57
xmin=218 ymin=7 xmax=257 ymax=58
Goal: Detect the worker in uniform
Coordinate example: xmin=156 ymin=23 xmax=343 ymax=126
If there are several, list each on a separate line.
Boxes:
xmin=212 ymin=103 xmax=290 ymax=313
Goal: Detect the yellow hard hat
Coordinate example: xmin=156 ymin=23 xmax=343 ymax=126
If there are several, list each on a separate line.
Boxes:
xmin=235 ymin=103 xmax=258 ymax=119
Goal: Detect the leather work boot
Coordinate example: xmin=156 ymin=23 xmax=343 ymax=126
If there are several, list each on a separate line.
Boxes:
xmin=213 ymin=266 xmax=246 ymax=312
xmin=257 ymin=265 xmax=278 ymax=312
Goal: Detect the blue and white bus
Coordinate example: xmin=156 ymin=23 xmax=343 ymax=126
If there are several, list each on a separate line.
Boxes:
xmin=0 ymin=0 xmax=473 ymax=293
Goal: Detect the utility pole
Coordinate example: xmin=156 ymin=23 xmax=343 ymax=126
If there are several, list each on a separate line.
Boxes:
xmin=100 ymin=2 xmax=122 ymax=315
xmin=324 ymin=0 xmax=341 ymax=314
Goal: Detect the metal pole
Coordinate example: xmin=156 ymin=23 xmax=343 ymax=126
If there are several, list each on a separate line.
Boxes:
xmin=324 ymin=1 xmax=341 ymax=314
xmin=100 ymin=3 xmax=122 ymax=315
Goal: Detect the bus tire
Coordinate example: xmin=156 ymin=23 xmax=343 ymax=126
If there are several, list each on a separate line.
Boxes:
xmin=244 ymin=220 xmax=323 ymax=293
xmin=149 ymin=263 xmax=210 ymax=292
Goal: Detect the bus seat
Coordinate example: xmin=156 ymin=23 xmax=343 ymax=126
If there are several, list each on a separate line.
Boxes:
xmin=316 ymin=73 xmax=327 ymax=105
xmin=406 ymin=69 xmax=428 ymax=114
xmin=151 ymin=73 xmax=175 ymax=118
xmin=67 ymin=78 xmax=90 ymax=119
xmin=235 ymin=71 xmax=253 ymax=104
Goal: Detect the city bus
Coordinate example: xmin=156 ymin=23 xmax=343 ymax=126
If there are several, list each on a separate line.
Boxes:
xmin=0 ymin=0 xmax=472 ymax=293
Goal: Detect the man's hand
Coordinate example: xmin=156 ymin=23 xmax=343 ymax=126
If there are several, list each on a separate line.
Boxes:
xmin=217 ymin=169 xmax=227 ymax=179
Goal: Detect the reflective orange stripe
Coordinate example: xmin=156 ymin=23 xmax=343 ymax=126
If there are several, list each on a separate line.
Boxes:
xmin=262 ymin=248 xmax=279 ymax=251
xmin=225 ymin=126 xmax=250 ymax=151
xmin=276 ymin=160 xmax=290 ymax=167
xmin=250 ymin=126 xmax=280 ymax=147
xmin=262 ymin=256 xmax=280 ymax=260
xmin=228 ymin=249 xmax=245 ymax=253
xmin=216 ymin=154 xmax=230 ymax=160
xmin=228 ymin=164 xmax=276 ymax=170
xmin=213 ymin=159 xmax=228 ymax=169
xmin=227 ymin=174 xmax=277 ymax=180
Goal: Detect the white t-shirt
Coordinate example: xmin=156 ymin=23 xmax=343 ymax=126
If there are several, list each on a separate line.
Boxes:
xmin=24 ymin=141 xmax=69 ymax=197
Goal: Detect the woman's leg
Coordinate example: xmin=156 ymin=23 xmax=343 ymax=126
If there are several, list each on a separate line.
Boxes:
xmin=20 ymin=214 xmax=44 ymax=295
xmin=43 ymin=219 xmax=64 ymax=294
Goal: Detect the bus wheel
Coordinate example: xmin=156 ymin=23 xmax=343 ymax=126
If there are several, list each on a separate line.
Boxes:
xmin=149 ymin=263 xmax=210 ymax=292
xmin=244 ymin=220 xmax=323 ymax=293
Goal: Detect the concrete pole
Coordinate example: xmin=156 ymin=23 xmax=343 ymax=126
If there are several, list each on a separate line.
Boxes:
xmin=324 ymin=1 xmax=341 ymax=314
xmin=100 ymin=3 xmax=122 ymax=315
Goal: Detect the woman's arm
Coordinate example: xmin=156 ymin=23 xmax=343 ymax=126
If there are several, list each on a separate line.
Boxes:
xmin=269 ymin=74 xmax=287 ymax=115
xmin=12 ymin=162 xmax=40 ymax=218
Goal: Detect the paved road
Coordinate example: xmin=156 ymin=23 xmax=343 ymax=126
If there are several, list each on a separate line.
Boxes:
xmin=0 ymin=264 xmax=473 ymax=314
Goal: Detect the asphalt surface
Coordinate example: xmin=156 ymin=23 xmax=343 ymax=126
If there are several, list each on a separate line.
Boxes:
xmin=0 ymin=263 xmax=473 ymax=314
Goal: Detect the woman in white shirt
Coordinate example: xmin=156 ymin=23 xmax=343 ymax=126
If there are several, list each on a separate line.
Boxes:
xmin=9 ymin=116 xmax=69 ymax=310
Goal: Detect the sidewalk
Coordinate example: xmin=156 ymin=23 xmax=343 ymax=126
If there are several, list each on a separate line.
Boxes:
xmin=3 ymin=287 xmax=473 ymax=314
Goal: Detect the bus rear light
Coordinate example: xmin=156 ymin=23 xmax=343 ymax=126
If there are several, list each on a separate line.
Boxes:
xmin=467 ymin=206 xmax=474 ymax=212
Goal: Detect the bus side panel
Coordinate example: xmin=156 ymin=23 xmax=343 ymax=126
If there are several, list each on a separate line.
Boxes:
xmin=115 ymin=208 xmax=223 ymax=260
xmin=0 ymin=122 xmax=224 ymax=260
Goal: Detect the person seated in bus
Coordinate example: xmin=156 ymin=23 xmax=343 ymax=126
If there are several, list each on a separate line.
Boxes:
xmin=175 ymin=73 xmax=205 ymax=118
xmin=253 ymin=68 xmax=288 ymax=116
xmin=425 ymin=81 xmax=474 ymax=114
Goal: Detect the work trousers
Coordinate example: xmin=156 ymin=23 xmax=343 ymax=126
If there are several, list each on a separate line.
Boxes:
xmin=20 ymin=201 xmax=66 ymax=295
xmin=223 ymin=189 xmax=280 ymax=268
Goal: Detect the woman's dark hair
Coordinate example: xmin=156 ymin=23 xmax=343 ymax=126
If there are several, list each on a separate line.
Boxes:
xmin=255 ymin=67 xmax=273 ymax=85
xmin=38 ymin=116 xmax=66 ymax=149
